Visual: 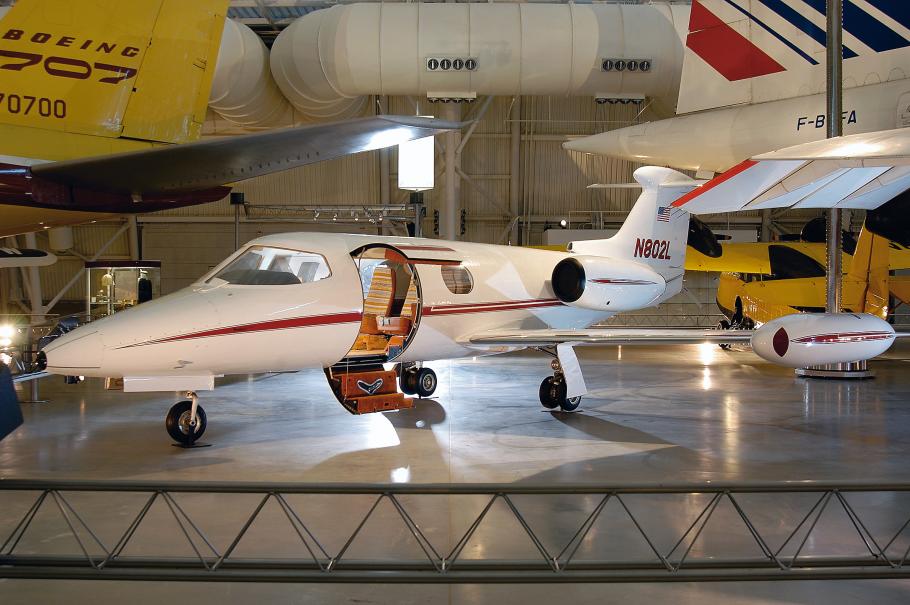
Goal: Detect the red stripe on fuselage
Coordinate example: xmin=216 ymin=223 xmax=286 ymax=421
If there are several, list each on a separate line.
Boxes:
xmin=393 ymin=245 xmax=456 ymax=252
xmin=424 ymin=298 xmax=563 ymax=316
xmin=119 ymin=311 xmax=363 ymax=348
xmin=122 ymin=299 xmax=566 ymax=348
xmin=590 ymin=279 xmax=657 ymax=285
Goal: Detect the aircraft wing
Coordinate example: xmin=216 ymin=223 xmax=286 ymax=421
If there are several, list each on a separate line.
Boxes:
xmin=467 ymin=328 xmax=752 ymax=347
xmin=671 ymin=128 xmax=910 ymax=214
xmin=30 ymin=116 xmax=462 ymax=195
xmin=0 ymin=249 xmax=57 ymax=269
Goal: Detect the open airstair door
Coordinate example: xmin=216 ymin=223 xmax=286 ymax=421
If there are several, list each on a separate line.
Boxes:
xmin=326 ymin=244 xmax=426 ymax=415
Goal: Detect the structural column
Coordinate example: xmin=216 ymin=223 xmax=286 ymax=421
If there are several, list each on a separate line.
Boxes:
xmin=440 ymin=103 xmax=462 ymax=241
xmin=800 ymin=0 xmax=867 ymax=378
xmin=23 ymin=232 xmax=43 ymax=323
xmin=510 ymin=97 xmax=522 ymax=245
xmin=759 ymin=210 xmax=772 ymax=242
xmin=127 ymin=216 xmax=140 ymax=261
xmin=379 ymin=96 xmax=391 ymax=235
xmin=825 ymin=0 xmax=843 ymax=315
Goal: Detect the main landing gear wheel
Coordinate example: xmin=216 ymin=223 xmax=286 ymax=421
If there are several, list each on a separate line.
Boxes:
xmin=539 ymin=377 xmax=582 ymax=412
xmin=415 ymin=368 xmax=437 ymax=398
xmin=401 ymin=367 xmax=437 ymax=398
xmin=401 ymin=368 xmax=418 ymax=395
xmin=166 ymin=399 xmax=207 ymax=445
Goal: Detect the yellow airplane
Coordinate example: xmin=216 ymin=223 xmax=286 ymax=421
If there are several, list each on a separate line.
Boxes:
xmin=0 ymin=0 xmax=458 ymax=238
xmin=710 ymin=227 xmax=909 ymax=328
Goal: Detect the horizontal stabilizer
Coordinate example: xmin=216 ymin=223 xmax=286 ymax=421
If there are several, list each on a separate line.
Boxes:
xmin=671 ymin=128 xmax=910 ymax=214
xmin=30 ymin=116 xmax=463 ymax=196
xmin=587 ymin=177 xmax=706 ymax=190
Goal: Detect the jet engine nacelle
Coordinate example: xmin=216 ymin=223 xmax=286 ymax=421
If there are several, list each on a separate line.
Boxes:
xmin=750 ymin=313 xmax=896 ymax=368
xmin=551 ymin=255 xmax=666 ymax=312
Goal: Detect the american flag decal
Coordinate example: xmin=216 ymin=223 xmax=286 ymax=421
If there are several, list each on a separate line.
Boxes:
xmin=656 ymin=206 xmax=671 ymax=222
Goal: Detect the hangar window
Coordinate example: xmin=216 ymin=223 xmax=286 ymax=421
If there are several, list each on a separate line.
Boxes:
xmin=767 ymin=245 xmax=826 ymax=281
xmin=209 ymin=246 xmax=331 ymax=286
xmin=441 ymin=264 xmax=473 ymax=294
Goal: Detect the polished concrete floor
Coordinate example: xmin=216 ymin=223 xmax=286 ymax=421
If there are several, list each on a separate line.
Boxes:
xmin=3 ymin=343 xmax=910 ymax=603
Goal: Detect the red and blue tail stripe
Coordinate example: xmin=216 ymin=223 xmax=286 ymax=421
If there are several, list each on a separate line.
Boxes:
xmin=690 ymin=0 xmax=910 ymax=82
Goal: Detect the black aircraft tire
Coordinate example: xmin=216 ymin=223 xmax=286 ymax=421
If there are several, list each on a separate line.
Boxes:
xmin=166 ymin=400 xmax=207 ymax=445
xmin=415 ymin=368 xmax=437 ymax=398
xmin=561 ymin=396 xmax=581 ymax=412
xmin=538 ymin=377 xmax=562 ymax=409
xmin=401 ymin=369 xmax=419 ymax=395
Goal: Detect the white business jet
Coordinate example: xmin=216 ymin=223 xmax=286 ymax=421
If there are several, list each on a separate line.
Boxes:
xmin=37 ymin=166 xmax=897 ymax=445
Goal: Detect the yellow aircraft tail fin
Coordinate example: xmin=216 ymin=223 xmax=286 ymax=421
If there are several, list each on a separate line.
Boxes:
xmin=0 ymin=0 xmax=227 ymax=158
xmin=845 ymin=225 xmax=891 ymax=318
xmin=890 ymin=275 xmax=910 ymax=306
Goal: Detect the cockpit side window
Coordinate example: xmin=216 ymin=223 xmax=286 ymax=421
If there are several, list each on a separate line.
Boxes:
xmin=209 ymin=246 xmax=331 ymax=285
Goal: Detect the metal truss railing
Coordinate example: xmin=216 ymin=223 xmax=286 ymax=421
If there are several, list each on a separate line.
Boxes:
xmin=2 ymin=480 xmax=910 ymax=583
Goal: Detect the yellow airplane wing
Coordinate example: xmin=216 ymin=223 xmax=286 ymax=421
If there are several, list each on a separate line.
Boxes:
xmin=891 ymin=275 xmax=910 ymax=305
xmin=686 ymin=241 xmax=910 ymax=273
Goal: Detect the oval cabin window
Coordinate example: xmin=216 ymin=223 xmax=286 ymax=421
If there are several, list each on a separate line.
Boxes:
xmin=441 ymin=265 xmax=473 ymax=294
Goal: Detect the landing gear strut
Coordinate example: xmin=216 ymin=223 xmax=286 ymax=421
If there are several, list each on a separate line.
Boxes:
xmin=166 ymin=391 xmax=207 ymax=446
xmin=539 ymin=359 xmax=581 ymax=412
xmin=400 ymin=365 xmax=437 ymax=398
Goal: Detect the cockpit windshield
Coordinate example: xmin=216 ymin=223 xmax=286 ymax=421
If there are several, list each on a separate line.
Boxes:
xmin=208 ymin=246 xmax=331 ymax=285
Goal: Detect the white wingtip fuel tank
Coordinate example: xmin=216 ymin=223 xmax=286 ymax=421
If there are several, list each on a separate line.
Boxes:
xmin=750 ymin=313 xmax=896 ymax=368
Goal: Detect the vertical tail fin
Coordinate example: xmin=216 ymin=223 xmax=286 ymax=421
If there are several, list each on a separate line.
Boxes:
xmin=678 ymin=0 xmax=910 ymax=114
xmin=0 ymin=0 xmax=228 ymax=160
xmin=569 ymin=166 xmax=698 ymax=300
xmin=845 ymin=225 xmax=891 ymax=318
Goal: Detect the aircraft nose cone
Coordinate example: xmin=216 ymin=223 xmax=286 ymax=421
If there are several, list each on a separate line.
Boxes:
xmin=43 ymin=330 xmax=104 ymax=373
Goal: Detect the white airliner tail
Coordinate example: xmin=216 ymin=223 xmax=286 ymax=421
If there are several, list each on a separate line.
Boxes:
xmin=569 ymin=166 xmax=697 ymax=299
xmin=678 ymin=0 xmax=910 ymax=114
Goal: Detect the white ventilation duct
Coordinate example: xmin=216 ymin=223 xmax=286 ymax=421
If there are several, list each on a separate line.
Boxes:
xmin=209 ymin=19 xmax=293 ymax=127
xmin=270 ymin=2 xmax=689 ymax=121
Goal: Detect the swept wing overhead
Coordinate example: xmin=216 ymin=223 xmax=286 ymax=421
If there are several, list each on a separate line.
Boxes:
xmin=671 ymin=128 xmax=910 ymax=215
xmin=0 ymin=249 xmax=57 ymax=269
xmin=29 ymin=116 xmax=462 ymax=196
xmin=467 ymin=328 xmax=752 ymax=347
xmin=1 ymin=116 xmax=463 ymax=237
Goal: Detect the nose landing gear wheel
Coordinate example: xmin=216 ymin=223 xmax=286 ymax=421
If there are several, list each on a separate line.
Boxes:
xmin=539 ymin=376 xmax=582 ymax=412
xmin=166 ymin=400 xmax=207 ymax=445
